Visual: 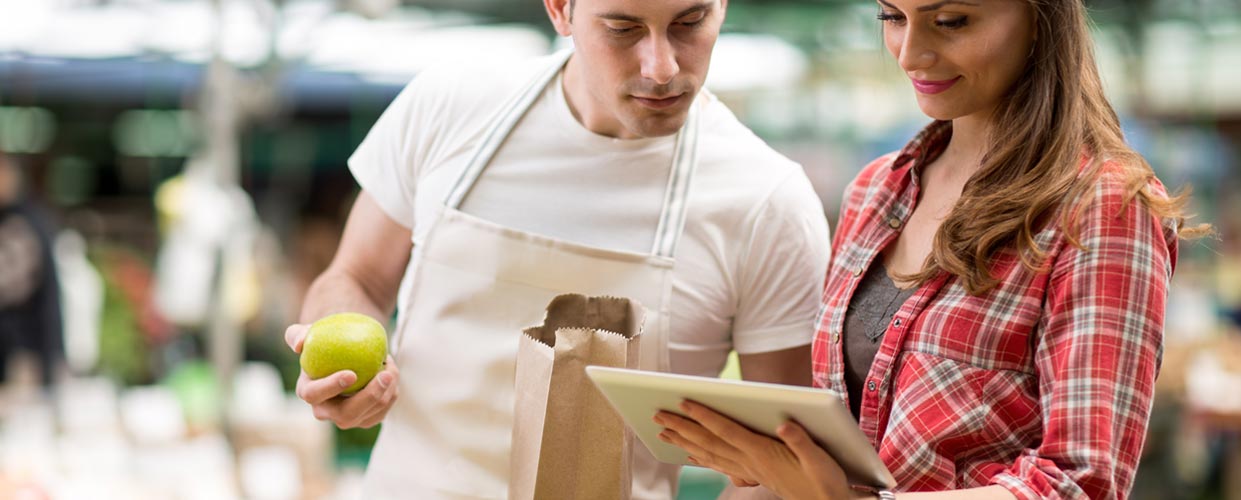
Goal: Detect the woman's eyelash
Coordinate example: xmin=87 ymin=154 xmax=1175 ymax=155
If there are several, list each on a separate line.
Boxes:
xmin=876 ymin=12 xmax=969 ymax=29
xmin=936 ymin=17 xmax=969 ymax=29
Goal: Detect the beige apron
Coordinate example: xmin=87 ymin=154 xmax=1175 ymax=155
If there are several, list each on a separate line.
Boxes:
xmin=363 ymin=49 xmax=701 ymax=499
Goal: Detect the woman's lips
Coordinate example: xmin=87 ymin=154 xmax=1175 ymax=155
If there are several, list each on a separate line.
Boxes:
xmin=633 ymin=94 xmax=685 ymax=110
xmin=911 ymin=76 xmax=962 ymax=95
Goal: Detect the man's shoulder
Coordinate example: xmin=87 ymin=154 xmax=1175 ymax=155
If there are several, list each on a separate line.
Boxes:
xmin=394 ymin=53 xmax=557 ymax=122
xmin=692 ymin=92 xmax=810 ymax=202
xmin=694 ymin=92 xmax=801 ymax=176
xmin=687 ymin=94 xmax=825 ymax=236
xmin=418 ymin=52 xmax=551 ymax=89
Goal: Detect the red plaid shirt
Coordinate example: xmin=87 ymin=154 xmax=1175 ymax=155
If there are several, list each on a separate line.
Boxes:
xmin=811 ymin=121 xmax=1179 ymax=499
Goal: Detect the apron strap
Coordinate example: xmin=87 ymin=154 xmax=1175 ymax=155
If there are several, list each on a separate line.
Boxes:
xmin=443 ymin=48 xmax=701 ymax=260
xmin=444 ymin=49 xmax=574 ymax=209
xmin=651 ymin=102 xmax=699 ymax=259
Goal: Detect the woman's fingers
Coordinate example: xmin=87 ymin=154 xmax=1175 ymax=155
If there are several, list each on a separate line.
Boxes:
xmin=654 ymin=421 xmax=753 ymax=481
xmin=777 ymin=420 xmax=835 ymax=469
xmin=660 ymin=416 xmax=754 ymax=483
xmin=655 ymin=410 xmax=746 ymax=459
xmin=679 ymin=400 xmax=767 ymax=451
xmin=658 ymin=428 xmax=720 ymax=465
xmin=777 ymin=420 xmax=853 ymax=499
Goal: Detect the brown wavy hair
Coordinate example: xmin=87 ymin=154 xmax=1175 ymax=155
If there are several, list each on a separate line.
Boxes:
xmin=902 ymin=0 xmax=1212 ymax=296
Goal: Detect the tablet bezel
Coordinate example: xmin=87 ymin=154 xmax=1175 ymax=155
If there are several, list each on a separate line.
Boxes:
xmin=585 ymin=365 xmax=896 ymax=490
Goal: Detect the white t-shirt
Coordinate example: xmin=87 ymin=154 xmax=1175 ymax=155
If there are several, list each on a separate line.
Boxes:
xmin=349 ymin=54 xmax=830 ymax=378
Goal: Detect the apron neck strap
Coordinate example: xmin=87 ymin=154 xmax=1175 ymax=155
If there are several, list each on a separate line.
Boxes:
xmin=651 ymin=101 xmax=699 ymax=259
xmin=444 ymin=49 xmax=701 ymax=260
xmin=444 ymin=49 xmax=572 ymax=210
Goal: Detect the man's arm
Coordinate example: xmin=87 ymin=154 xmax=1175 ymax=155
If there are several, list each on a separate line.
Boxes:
xmin=284 ymin=191 xmax=412 ymax=429
xmin=299 ymin=191 xmax=412 ymax=323
xmin=737 ymin=345 xmax=812 ymax=386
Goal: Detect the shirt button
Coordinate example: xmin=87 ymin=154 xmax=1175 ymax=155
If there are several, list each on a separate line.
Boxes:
xmin=867 ymin=380 xmax=877 ymax=391
xmin=893 ymin=318 xmax=902 ymax=327
xmin=887 ymin=217 xmax=902 ymax=229
xmin=852 ymin=266 xmax=864 ymax=277
xmin=832 ymin=331 xmax=841 ymax=344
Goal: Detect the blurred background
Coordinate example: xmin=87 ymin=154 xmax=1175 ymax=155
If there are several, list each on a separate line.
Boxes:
xmin=0 ymin=0 xmax=1238 ymax=498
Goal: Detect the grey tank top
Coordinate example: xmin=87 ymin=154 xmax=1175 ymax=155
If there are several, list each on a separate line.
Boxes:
xmin=842 ymin=262 xmax=917 ymax=420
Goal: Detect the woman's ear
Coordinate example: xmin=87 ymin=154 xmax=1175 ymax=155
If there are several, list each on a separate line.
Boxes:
xmin=1029 ymin=4 xmax=1039 ymax=41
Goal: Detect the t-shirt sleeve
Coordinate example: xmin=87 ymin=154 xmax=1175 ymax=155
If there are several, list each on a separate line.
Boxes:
xmin=346 ymin=76 xmax=437 ymax=229
xmin=731 ymin=168 xmax=832 ymax=354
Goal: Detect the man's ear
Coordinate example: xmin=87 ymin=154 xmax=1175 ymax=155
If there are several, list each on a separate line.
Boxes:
xmin=544 ymin=0 xmax=573 ymax=37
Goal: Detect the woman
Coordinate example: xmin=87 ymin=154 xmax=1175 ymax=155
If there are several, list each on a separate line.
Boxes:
xmin=654 ymin=0 xmax=1210 ymax=498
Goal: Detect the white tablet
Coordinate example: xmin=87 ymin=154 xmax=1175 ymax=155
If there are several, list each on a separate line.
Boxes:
xmin=585 ymin=365 xmax=896 ymax=490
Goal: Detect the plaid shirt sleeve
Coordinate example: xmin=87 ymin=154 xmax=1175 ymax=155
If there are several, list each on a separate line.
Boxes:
xmin=987 ymin=172 xmax=1178 ymax=500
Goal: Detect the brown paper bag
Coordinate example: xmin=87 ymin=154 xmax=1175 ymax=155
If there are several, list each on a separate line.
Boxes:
xmin=509 ymin=294 xmax=644 ymax=500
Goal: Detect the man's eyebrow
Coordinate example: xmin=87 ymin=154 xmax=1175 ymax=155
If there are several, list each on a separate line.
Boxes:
xmin=673 ymin=2 xmax=714 ymax=19
xmin=597 ymin=2 xmax=714 ymax=23
xmin=597 ymin=11 xmax=642 ymax=23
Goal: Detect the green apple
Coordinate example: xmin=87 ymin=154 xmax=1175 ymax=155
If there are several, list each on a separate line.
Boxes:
xmin=300 ymin=312 xmax=388 ymax=395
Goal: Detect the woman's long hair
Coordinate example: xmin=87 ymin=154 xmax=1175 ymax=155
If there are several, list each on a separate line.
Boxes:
xmin=903 ymin=0 xmax=1211 ymax=295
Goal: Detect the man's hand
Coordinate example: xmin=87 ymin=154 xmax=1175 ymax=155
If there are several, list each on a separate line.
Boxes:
xmin=285 ymin=324 xmax=400 ymax=429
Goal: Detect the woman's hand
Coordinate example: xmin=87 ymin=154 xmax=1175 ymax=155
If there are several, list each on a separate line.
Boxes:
xmin=654 ymin=400 xmax=858 ymax=500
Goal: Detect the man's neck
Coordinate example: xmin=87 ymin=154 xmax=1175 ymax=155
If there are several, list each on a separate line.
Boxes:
xmin=561 ymin=56 xmax=635 ymax=139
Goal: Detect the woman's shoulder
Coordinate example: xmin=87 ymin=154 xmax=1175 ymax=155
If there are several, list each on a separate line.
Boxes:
xmin=861 ymin=151 xmax=904 ymax=178
xmin=1080 ymin=159 xmax=1171 ymax=213
xmin=842 ymin=151 xmax=904 ymax=201
xmin=1094 ymin=160 xmax=1171 ymax=195
xmin=1067 ymin=159 xmax=1180 ymax=248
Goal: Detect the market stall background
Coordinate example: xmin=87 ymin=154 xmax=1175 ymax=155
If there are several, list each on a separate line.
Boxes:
xmin=1 ymin=0 xmax=1239 ymax=499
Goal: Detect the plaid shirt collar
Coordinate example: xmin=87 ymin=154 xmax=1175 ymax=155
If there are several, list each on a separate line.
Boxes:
xmin=892 ymin=120 xmax=953 ymax=174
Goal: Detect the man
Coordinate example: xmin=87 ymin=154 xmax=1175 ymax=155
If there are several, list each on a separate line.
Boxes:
xmin=0 ymin=151 xmax=63 ymax=388
xmin=283 ymin=0 xmax=830 ymax=497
